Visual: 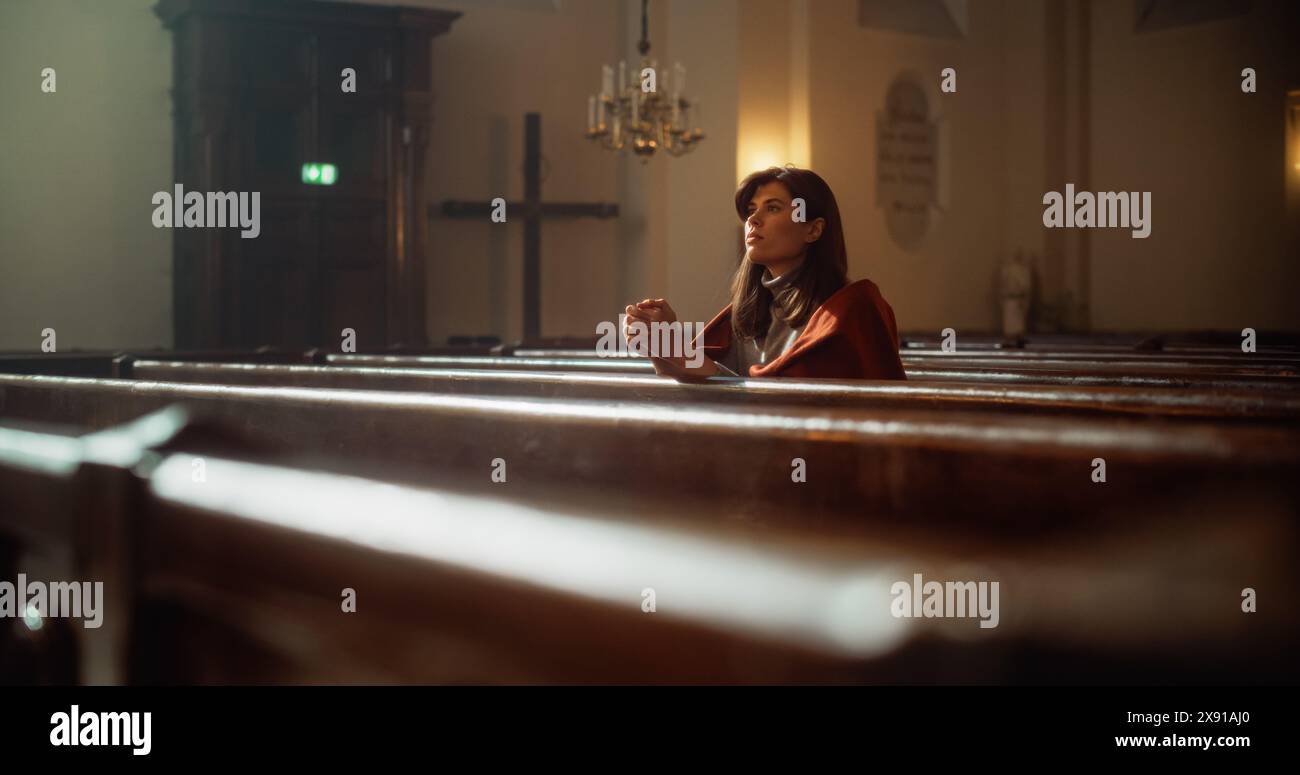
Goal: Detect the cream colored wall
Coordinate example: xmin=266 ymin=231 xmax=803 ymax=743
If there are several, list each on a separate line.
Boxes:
xmin=424 ymin=0 xmax=739 ymax=340
xmin=422 ymin=0 xmax=626 ymax=343
xmin=737 ymin=0 xmax=799 ymax=176
xmin=663 ymin=0 xmax=740 ymax=328
xmin=806 ymin=0 xmax=1025 ymax=334
xmin=1000 ymin=1 xmax=1051 ymax=305
xmin=1088 ymin=0 xmax=1300 ymax=332
xmin=799 ymin=0 xmax=1299 ymax=334
xmin=0 ymin=0 xmax=173 ymax=350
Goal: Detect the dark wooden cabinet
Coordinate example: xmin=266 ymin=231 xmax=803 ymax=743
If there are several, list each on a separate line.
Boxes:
xmin=155 ymin=0 xmax=459 ymax=349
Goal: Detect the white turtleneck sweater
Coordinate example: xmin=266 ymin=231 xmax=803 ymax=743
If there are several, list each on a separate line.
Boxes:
xmin=713 ymin=267 xmax=807 ymax=377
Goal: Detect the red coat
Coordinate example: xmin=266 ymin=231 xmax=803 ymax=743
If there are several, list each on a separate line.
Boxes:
xmin=697 ymin=279 xmax=907 ymax=380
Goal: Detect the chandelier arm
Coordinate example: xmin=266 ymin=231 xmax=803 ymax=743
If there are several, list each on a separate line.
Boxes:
xmin=638 ymin=0 xmax=650 ymax=57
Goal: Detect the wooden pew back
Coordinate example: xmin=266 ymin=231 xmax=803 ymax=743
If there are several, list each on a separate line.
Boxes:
xmin=127 ymin=360 xmax=1300 ymax=425
xmin=3 ymin=374 xmax=1298 ymax=538
xmin=3 ymin=414 xmax=1295 ymax=684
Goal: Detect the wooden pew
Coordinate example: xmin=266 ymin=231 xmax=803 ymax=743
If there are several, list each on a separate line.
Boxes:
xmin=503 ymin=330 xmax=1300 ymax=361
xmin=3 ymin=374 xmax=1298 ymax=538
xmin=0 ymin=349 xmax=323 ymax=378
xmin=904 ymin=355 xmax=1299 ymax=377
xmin=901 ymin=365 xmax=1300 ymax=391
xmin=135 ymin=453 xmax=1300 ymax=684
xmin=124 ymin=360 xmax=1300 ymax=425
xmin=9 ymin=343 xmax=1297 ymax=384
xmin=515 ymin=347 xmax=1300 ymax=367
xmin=897 ymin=331 xmax=1300 ymax=353
xmin=328 ymin=352 xmax=1300 ymax=376
xmin=505 ymin=331 xmax=1300 ymax=355
xmin=0 ymin=411 xmax=187 ymax=684
xmin=899 ymin=349 xmax=1300 ymax=365
xmin=3 ymin=413 xmax=1295 ymax=684
xmin=330 ymin=353 xmax=658 ymax=373
xmin=0 ymin=345 xmax=496 ymax=378
xmin=322 ymin=353 xmax=1300 ymax=392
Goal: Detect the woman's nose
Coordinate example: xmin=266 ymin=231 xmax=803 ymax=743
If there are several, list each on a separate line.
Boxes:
xmin=747 ymin=212 xmax=762 ymax=228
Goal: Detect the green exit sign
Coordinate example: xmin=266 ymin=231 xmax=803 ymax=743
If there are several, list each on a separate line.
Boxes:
xmin=301 ymin=163 xmax=338 ymax=186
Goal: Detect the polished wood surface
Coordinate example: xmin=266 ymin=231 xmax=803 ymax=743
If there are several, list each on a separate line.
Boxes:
xmin=128 ymin=360 xmax=1300 ymax=424
xmin=2 ymin=374 xmax=1298 ymax=537
xmin=3 ymin=412 xmax=1294 ymax=684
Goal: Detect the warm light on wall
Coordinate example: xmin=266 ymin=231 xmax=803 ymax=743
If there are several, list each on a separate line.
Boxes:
xmin=737 ymin=132 xmax=789 ymax=183
xmin=735 ymin=1 xmax=812 ymax=181
xmin=1290 ymin=92 xmax=1300 ymax=176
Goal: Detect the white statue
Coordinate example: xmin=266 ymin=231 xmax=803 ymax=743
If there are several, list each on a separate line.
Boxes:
xmin=1000 ymin=251 xmax=1031 ymax=338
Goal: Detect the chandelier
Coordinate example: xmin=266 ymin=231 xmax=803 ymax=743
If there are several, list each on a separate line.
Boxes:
xmin=584 ymin=0 xmax=704 ymax=161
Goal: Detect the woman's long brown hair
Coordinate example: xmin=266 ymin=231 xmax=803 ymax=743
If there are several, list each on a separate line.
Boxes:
xmin=729 ymin=166 xmax=849 ymax=340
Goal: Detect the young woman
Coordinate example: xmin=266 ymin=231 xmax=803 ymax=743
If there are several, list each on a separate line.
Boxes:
xmin=624 ymin=166 xmax=906 ymax=381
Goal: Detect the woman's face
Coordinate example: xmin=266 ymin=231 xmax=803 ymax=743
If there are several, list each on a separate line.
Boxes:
xmin=742 ymin=181 xmax=824 ymax=268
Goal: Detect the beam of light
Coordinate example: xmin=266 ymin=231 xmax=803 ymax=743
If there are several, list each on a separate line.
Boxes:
xmin=149 ymin=455 xmax=912 ymax=658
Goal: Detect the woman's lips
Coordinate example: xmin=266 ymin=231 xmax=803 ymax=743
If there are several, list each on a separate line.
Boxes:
xmin=745 ymin=234 xmax=763 ymax=244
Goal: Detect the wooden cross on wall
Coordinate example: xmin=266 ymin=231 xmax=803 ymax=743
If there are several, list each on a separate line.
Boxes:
xmin=440 ymin=113 xmax=620 ymax=339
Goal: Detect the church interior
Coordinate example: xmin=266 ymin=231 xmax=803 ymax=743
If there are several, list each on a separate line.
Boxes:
xmin=1 ymin=0 xmax=1298 ymax=687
